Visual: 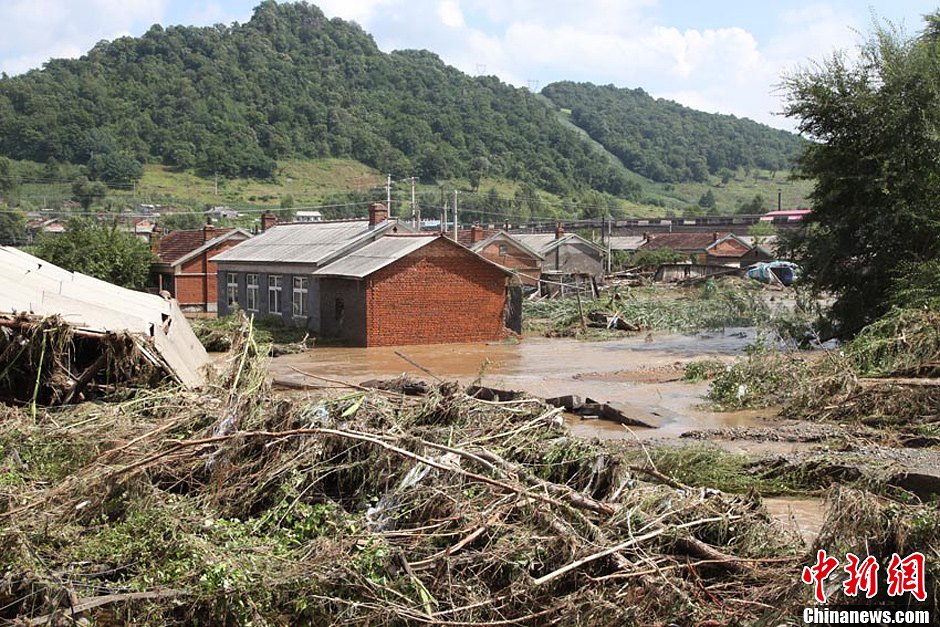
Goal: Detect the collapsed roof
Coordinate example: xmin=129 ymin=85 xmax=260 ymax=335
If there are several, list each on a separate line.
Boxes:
xmin=0 ymin=246 xmax=210 ymax=390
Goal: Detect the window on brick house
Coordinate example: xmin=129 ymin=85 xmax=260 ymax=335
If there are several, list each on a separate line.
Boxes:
xmin=268 ymin=275 xmax=282 ymax=314
xmin=292 ymin=276 xmax=309 ymax=317
xmin=498 ymin=243 xmax=508 ymax=256
xmin=226 ymin=273 xmax=238 ymax=308
xmin=246 ymin=274 xmax=259 ymax=311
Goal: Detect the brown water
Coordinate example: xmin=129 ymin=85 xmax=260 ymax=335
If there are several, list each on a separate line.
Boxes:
xmin=271 ymin=330 xmax=775 ymax=438
xmin=763 ymin=497 xmax=827 ymax=546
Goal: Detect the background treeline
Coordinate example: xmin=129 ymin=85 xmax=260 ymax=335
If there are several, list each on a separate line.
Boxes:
xmin=0 ymin=1 xmax=638 ymax=199
xmin=0 ymin=1 xmax=804 ymax=204
xmin=542 ymin=82 xmax=804 ymax=184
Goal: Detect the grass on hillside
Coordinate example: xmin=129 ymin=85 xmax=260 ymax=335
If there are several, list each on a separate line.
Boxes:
xmin=11 ymin=156 xmax=812 ymax=222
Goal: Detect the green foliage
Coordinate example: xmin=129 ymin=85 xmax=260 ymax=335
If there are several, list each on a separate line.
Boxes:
xmin=782 ymin=15 xmax=940 ymax=333
xmin=628 ymin=247 xmax=686 ymax=269
xmin=0 ymin=205 xmax=26 ymax=245
xmin=87 ymin=152 xmax=144 ymax=187
xmin=0 ymin=156 xmax=19 ymax=203
xmin=888 ymin=260 xmax=940 ymax=310
xmin=698 ymin=189 xmax=716 ymax=208
xmin=543 ymin=82 xmax=803 ymax=184
xmin=70 ymin=176 xmax=107 ymax=209
xmin=34 ymin=218 xmax=155 ymax=288
xmin=840 ymin=308 xmax=940 ymax=377
xmin=707 ymin=342 xmax=801 ymax=409
xmin=737 ymin=193 xmax=765 ymax=214
xmin=682 ymin=359 xmax=725 ymax=382
xmin=160 ymin=211 xmax=205 ymax=232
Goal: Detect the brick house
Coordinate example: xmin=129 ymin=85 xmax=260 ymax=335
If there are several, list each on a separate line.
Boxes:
xmin=640 ymin=232 xmax=766 ymax=268
xmin=314 ymin=235 xmax=512 ymax=346
xmin=513 ymin=226 xmax=606 ymax=280
xmin=211 ymin=205 xmax=412 ymax=332
xmin=470 ymin=230 xmax=544 ymax=286
xmin=151 ymin=224 xmax=251 ymax=313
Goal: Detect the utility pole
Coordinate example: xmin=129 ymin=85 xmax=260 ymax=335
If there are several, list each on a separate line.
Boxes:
xmin=442 ymin=201 xmax=448 ymax=235
xmin=386 ymin=174 xmax=392 ymax=215
xmin=606 ymin=214 xmax=612 ymax=273
xmin=453 ymin=189 xmax=459 ymax=241
xmin=410 ymin=177 xmax=417 ymax=229
xmin=214 ymin=172 xmax=218 ymax=196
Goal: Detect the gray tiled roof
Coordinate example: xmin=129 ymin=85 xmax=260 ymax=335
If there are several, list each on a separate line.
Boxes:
xmin=313 ymin=236 xmax=437 ymax=279
xmin=211 ymin=220 xmax=404 ymax=265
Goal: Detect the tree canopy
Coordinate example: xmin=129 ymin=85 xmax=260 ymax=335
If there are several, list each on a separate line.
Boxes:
xmin=782 ymin=15 xmax=940 ymax=333
xmin=0 ymin=1 xmax=802 ymax=204
xmin=542 ymin=82 xmax=803 ymax=184
xmin=34 ymin=219 xmax=155 ymax=289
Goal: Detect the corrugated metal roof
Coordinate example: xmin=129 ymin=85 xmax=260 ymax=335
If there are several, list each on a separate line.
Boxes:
xmin=211 ymin=220 xmax=403 ymax=265
xmin=608 ymin=236 xmax=645 ymax=251
xmin=512 ymin=233 xmax=556 ymax=252
xmin=513 ymin=232 xmax=605 ymax=255
xmin=313 ymin=236 xmax=437 ymax=278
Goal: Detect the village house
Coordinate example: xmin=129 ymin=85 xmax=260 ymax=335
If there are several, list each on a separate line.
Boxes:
xmin=469 ymin=229 xmax=543 ymax=287
xmin=211 ymin=205 xmax=515 ymax=346
xmin=511 ymin=227 xmax=605 ymax=294
xmin=640 ymin=231 xmax=767 ymax=267
xmin=151 ymin=223 xmax=251 ymax=313
xmin=313 ymin=234 xmax=513 ymax=346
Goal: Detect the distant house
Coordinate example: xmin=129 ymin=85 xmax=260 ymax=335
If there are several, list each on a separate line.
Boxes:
xmin=212 ymin=205 xmax=514 ymax=346
xmin=132 ymin=218 xmax=156 ymax=242
xmin=26 ymin=218 xmax=67 ymax=237
xmin=470 ymin=230 xmax=543 ymax=286
xmin=641 ymin=232 xmax=768 ymax=268
xmin=295 ymin=211 xmax=323 ymax=222
xmin=205 ymin=206 xmax=239 ymax=220
xmin=608 ymin=235 xmax=646 ymax=254
xmin=513 ymin=226 xmax=606 ymax=280
xmin=152 ymin=224 xmax=251 ymax=313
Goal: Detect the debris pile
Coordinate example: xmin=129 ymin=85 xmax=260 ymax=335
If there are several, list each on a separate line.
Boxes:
xmin=0 ymin=246 xmax=210 ymax=405
xmin=0 ymin=321 xmax=827 ymax=626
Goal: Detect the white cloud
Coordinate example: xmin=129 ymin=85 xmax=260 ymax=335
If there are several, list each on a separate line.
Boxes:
xmin=0 ymin=0 xmax=167 ymax=75
xmin=313 ymin=0 xmax=398 ymax=25
xmin=439 ymin=0 xmax=465 ymax=29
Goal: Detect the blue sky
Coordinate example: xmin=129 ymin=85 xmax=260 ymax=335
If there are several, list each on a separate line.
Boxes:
xmin=0 ymin=1 xmax=937 ymax=130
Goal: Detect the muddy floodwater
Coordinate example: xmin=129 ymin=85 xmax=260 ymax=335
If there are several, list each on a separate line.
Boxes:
xmin=271 ymin=328 xmax=777 ymax=439
xmin=271 ymin=330 xmax=830 ymax=541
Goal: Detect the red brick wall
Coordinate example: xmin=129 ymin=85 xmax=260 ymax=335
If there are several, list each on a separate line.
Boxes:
xmin=477 ymin=241 xmax=540 ymax=286
xmin=173 ymin=238 xmax=247 ymax=308
xmin=365 ymin=238 xmax=509 ymax=347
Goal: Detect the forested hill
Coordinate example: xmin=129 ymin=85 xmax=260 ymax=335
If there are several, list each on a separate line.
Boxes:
xmin=0 ymin=1 xmax=637 ymax=198
xmin=0 ymin=0 xmax=802 ymax=198
xmin=541 ymin=82 xmax=804 ymax=183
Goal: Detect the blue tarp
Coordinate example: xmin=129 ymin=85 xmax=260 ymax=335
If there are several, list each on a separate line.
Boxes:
xmin=747 ymin=260 xmax=800 ymax=286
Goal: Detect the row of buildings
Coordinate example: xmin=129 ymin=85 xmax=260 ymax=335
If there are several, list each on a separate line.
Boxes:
xmin=149 ymin=204 xmax=780 ymax=346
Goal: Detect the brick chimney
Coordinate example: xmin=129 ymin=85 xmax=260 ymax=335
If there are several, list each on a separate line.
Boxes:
xmin=470 ymin=225 xmax=484 ymax=244
xmin=261 ymin=210 xmax=277 ymax=232
xmin=150 ymin=224 xmax=162 ymax=255
xmin=713 ymin=232 xmax=720 ymax=242
xmin=555 ymin=223 xmax=565 ymax=240
xmin=369 ymin=202 xmax=388 ymax=227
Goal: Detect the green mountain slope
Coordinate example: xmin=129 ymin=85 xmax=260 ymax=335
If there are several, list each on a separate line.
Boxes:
xmin=0 ymin=1 xmax=636 ymax=199
xmin=542 ymin=81 xmax=804 ymax=184
xmin=0 ymin=1 xmax=805 ymax=210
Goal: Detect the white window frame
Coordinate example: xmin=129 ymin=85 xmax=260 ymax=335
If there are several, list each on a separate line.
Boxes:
xmin=498 ymin=243 xmax=508 ymax=256
xmin=226 ymin=272 xmax=239 ymax=308
xmin=246 ymin=274 xmax=259 ymax=311
xmin=292 ymin=276 xmax=309 ymax=317
xmin=268 ymin=275 xmax=282 ymax=314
